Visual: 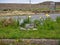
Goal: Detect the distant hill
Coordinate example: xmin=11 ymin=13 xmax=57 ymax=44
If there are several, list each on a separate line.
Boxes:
xmin=38 ymin=1 xmax=60 ymax=5
xmin=0 ymin=1 xmax=60 ymax=10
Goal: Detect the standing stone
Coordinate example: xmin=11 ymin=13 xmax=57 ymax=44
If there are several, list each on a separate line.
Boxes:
xmin=19 ymin=19 xmax=24 ymax=25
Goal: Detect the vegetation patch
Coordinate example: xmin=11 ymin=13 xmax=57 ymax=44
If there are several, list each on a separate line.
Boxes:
xmin=0 ymin=16 xmax=60 ymax=39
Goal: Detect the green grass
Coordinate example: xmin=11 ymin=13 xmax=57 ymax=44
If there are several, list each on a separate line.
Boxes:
xmin=0 ymin=17 xmax=60 ymax=39
xmin=0 ymin=26 xmax=60 ymax=39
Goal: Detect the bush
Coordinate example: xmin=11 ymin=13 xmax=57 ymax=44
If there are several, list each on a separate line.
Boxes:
xmin=3 ymin=9 xmax=8 ymax=11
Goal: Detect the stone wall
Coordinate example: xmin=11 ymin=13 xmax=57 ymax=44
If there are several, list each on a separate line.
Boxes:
xmin=0 ymin=39 xmax=59 ymax=45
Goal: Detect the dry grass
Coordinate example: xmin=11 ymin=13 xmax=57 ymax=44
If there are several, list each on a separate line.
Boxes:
xmin=0 ymin=11 xmax=35 ymax=16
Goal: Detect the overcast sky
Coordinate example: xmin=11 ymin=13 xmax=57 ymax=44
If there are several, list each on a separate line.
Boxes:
xmin=0 ymin=0 xmax=60 ymax=4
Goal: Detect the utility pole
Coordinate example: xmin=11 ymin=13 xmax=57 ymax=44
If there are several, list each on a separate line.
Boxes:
xmin=29 ymin=0 xmax=31 ymax=11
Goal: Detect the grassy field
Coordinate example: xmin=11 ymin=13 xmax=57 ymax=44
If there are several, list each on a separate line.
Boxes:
xmin=0 ymin=17 xmax=60 ymax=39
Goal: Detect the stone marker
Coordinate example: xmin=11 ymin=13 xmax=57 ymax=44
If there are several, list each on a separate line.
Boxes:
xmin=19 ymin=19 xmax=24 ymax=25
xmin=25 ymin=23 xmax=34 ymax=29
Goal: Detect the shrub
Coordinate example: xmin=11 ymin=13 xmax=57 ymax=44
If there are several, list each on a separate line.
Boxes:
xmin=3 ymin=9 xmax=8 ymax=11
